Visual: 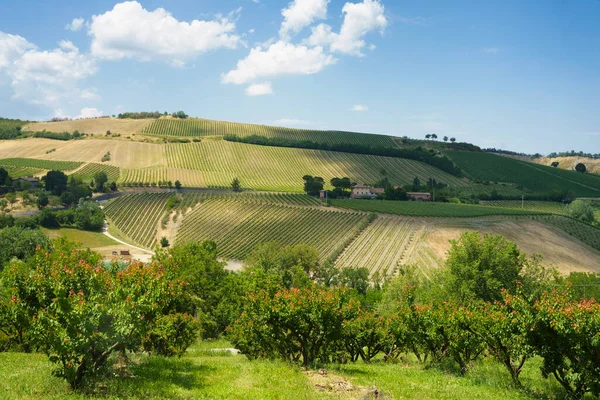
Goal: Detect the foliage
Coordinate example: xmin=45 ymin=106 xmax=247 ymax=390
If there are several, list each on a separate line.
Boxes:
xmin=575 ymin=163 xmax=586 ymax=173
xmin=0 ymin=118 xmax=29 ymax=140
xmin=93 ymin=171 xmax=108 ymax=192
xmin=0 ymin=226 xmax=49 ymax=269
xmin=32 ymin=130 xmax=83 ymax=141
xmin=0 ymin=158 xmax=81 ymax=172
xmin=566 ymin=199 xmax=595 ymax=224
xmin=302 ymin=175 xmax=324 ymax=196
xmin=45 ymin=170 xmax=68 ymax=195
xmin=71 ymin=163 xmax=119 ymax=183
xmin=0 ymin=242 xmax=199 ymax=388
xmin=231 ymin=177 xmax=241 ymax=192
xmin=228 ymin=285 xmax=358 ymax=366
xmin=342 ymin=310 xmax=390 ymax=362
xmin=446 ymin=232 xmax=525 ymax=303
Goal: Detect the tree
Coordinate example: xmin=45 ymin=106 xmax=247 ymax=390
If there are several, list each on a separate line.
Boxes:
xmin=425 ymin=134 xmax=431 ymax=140
xmin=160 ymin=237 xmax=170 ymax=247
xmin=174 ymin=180 xmax=182 ymax=189
xmin=106 ymin=130 xmax=111 ymax=136
xmin=450 ymin=137 xmax=456 ymax=143
xmin=302 ymin=175 xmax=324 ymax=196
xmin=44 ymin=170 xmax=68 ymax=195
xmin=0 ymin=167 xmax=8 ymax=186
xmin=110 ymin=181 xmax=117 ymax=191
xmin=93 ymin=171 xmax=108 ymax=193
xmin=575 ymin=162 xmax=586 ymax=173
xmin=431 ymin=134 xmax=438 ymax=140
xmin=566 ymin=199 xmax=595 ymax=224
xmin=340 ymin=267 xmax=370 ymax=295
xmin=231 ymin=177 xmax=241 ymax=192
xmin=551 ymin=161 xmax=559 ymax=168
xmin=6 ymin=192 xmax=17 ymax=209
xmin=412 ymin=177 xmax=421 ymax=188
xmin=446 ymin=232 xmax=525 ymax=303
xmin=443 ymin=136 xmax=448 ymax=142
xmin=0 ymin=226 xmax=50 ymax=269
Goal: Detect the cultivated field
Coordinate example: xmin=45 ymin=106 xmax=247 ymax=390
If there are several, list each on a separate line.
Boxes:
xmin=0 ymin=158 xmax=82 ymax=172
xmin=445 ymin=150 xmax=600 ymax=197
xmin=143 ymin=117 xmax=397 ymax=147
xmin=23 ymin=118 xmax=152 ymax=135
xmin=479 ymin=200 xmax=566 ymax=214
xmin=71 ymin=163 xmax=120 ymax=182
xmin=165 ymin=140 xmax=468 ymax=192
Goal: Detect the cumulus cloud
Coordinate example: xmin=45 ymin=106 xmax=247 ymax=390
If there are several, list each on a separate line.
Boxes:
xmin=65 ymin=17 xmax=85 ymax=32
xmin=88 ymin=1 xmax=241 ymax=65
xmin=75 ymin=107 xmax=104 ymax=119
xmin=0 ymin=32 xmax=98 ymax=110
xmin=222 ymin=41 xmax=336 ymax=85
xmin=245 ymin=81 xmax=273 ymax=96
xmin=280 ymin=0 xmax=330 ymax=40
xmin=351 ymin=104 xmax=368 ymax=111
xmin=306 ymin=0 xmax=387 ymax=56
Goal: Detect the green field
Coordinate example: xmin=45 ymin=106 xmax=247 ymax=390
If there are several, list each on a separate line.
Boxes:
xmin=331 ymin=199 xmax=548 ymax=217
xmin=176 ymin=198 xmax=368 ymax=260
xmin=71 ymin=163 xmax=120 ymax=182
xmin=0 ymin=164 xmax=45 ymax=178
xmin=531 ymin=215 xmax=600 ymax=252
xmin=42 ymin=228 xmax=118 ymax=248
xmin=0 ymin=158 xmax=82 ymax=172
xmin=445 ymin=151 xmax=600 ymax=197
xmin=165 ymin=140 xmax=467 ymax=192
xmin=103 ymin=192 xmax=172 ymax=248
xmin=143 ymin=118 xmax=397 ymax=147
xmin=480 ymin=200 xmax=566 ymax=214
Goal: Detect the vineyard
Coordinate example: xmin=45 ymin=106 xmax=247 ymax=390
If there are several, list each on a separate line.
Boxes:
xmin=165 ymin=140 xmax=468 ymax=192
xmin=71 ymin=163 xmax=120 ymax=182
xmin=334 ymin=215 xmax=422 ymax=277
xmin=331 ymin=199 xmax=549 ymax=217
xmin=0 ymin=158 xmax=82 ymax=172
xmin=531 ymin=215 xmax=600 ymax=252
xmin=445 ymin=151 xmax=600 ymax=197
xmin=0 ymin=164 xmax=44 ymax=178
xmin=103 ymin=192 xmax=172 ymax=248
xmin=142 ymin=118 xmax=396 ymax=148
xmin=176 ymin=198 xmax=368 ymax=260
xmin=479 ymin=200 xmax=565 ymax=215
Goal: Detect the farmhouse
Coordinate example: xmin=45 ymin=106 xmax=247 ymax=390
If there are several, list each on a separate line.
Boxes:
xmin=407 ymin=192 xmax=432 ymax=201
xmin=120 ymin=250 xmax=131 ymax=256
xmin=350 ymin=184 xmax=385 ymax=199
xmin=12 ymin=177 xmax=40 ymax=187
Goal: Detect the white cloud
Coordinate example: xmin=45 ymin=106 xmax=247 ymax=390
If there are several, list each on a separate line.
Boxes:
xmin=0 ymin=33 xmax=97 ymax=110
xmin=88 ymin=1 xmax=241 ymax=65
xmin=75 ymin=107 xmax=104 ymax=119
xmin=280 ymin=0 xmax=330 ymax=40
xmin=351 ymin=104 xmax=368 ymax=111
xmin=245 ymin=81 xmax=273 ymax=96
xmin=65 ymin=17 xmax=85 ymax=32
xmin=306 ymin=0 xmax=387 ymax=56
xmin=483 ymin=47 xmax=501 ymax=54
xmin=222 ymin=40 xmax=336 ymax=85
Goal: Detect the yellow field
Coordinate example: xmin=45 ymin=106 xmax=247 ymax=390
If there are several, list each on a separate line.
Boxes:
xmin=23 ymin=118 xmax=153 ymax=135
xmin=534 ymin=156 xmax=600 ymax=174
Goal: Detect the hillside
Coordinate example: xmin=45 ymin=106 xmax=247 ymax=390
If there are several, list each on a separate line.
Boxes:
xmin=24 ymin=118 xmax=152 ymax=136
xmin=534 ymin=155 xmax=600 ymax=175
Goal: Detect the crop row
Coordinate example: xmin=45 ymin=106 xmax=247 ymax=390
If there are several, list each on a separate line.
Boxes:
xmin=164 ymin=140 xmax=467 ymax=192
xmin=142 ymin=118 xmax=396 ymax=148
xmin=103 ymin=192 xmax=172 ymax=248
xmin=176 ymin=199 xmax=368 ymax=260
xmin=479 ymin=200 xmax=566 ymax=215
xmin=0 ymin=165 xmax=45 ymax=178
xmin=178 ymin=192 xmax=321 ymax=211
xmin=335 ymin=215 xmax=419 ymax=277
xmin=71 ymin=163 xmax=120 ymax=182
xmin=0 ymin=158 xmax=82 ymax=171
xmin=331 ymin=199 xmax=549 ymax=218
xmin=531 ymin=215 xmax=600 ymax=252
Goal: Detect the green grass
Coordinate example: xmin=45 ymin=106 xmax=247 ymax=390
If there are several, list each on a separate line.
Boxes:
xmin=331 ymin=200 xmax=548 ymax=217
xmin=0 ymin=164 xmax=45 ymax=177
xmin=143 ymin=118 xmax=397 ymax=148
xmin=479 ymin=200 xmax=566 ymax=215
xmin=70 ymin=163 xmax=120 ymax=182
xmin=0 ymin=158 xmax=82 ymax=172
xmin=0 ymin=340 xmax=582 ymax=400
xmin=41 ymin=228 xmax=118 ymax=248
xmin=165 ymin=140 xmax=468 ymax=192
xmin=445 ymin=151 xmax=600 ymax=198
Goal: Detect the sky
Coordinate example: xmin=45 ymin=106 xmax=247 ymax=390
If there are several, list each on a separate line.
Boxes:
xmin=0 ymin=0 xmax=599 ymax=154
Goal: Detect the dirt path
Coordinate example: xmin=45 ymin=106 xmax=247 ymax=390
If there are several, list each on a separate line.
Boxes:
xmin=102 ymin=221 xmax=154 ymax=256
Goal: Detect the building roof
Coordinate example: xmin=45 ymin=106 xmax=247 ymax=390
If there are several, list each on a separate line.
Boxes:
xmin=352 ymin=184 xmax=371 ymax=189
xmin=407 ymin=192 xmax=431 ymax=196
xmin=13 ymin=177 xmax=39 ymax=182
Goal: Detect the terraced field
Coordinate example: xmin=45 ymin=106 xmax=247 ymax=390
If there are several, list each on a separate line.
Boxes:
xmin=176 ymin=199 xmax=368 ymax=260
xmin=0 ymin=158 xmax=82 ymax=171
xmin=103 ymin=192 xmax=172 ymax=248
xmin=143 ymin=118 xmax=396 ymax=147
xmin=480 ymin=200 xmax=565 ymax=215
xmin=165 ymin=141 xmax=467 ymax=192
xmin=335 ymin=215 xmax=421 ymax=277
xmin=71 ymin=163 xmax=120 ymax=182
xmin=446 ymin=150 xmax=600 ymax=197
xmin=331 ymin=199 xmax=548 ymax=217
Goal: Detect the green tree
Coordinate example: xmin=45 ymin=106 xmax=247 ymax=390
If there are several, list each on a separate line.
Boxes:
xmin=443 ymin=136 xmax=448 ymax=142
xmin=450 ymin=137 xmax=456 ymax=143
xmin=160 ymin=236 xmax=170 ymax=247
xmin=575 ymin=162 xmax=586 ymax=173
xmin=446 ymin=232 xmax=525 ymax=303
xmin=5 ymin=192 xmax=17 ymax=209
xmin=412 ymin=177 xmax=421 ymax=188
xmin=0 ymin=167 xmax=8 ymax=186
xmin=0 ymin=226 xmax=49 ymax=269
xmin=174 ymin=180 xmax=182 ymax=189
xmin=566 ymin=199 xmax=595 ymax=224
xmin=93 ymin=171 xmax=108 ymax=192
xmin=302 ymin=175 xmax=324 ymax=196
xmin=340 ymin=267 xmax=370 ymax=295
xmin=231 ymin=177 xmax=241 ymax=192
xmin=44 ymin=171 xmax=68 ymax=195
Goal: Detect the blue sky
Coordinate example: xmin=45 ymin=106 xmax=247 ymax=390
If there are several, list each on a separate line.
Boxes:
xmin=1 ymin=0 xmax=599 ymax=154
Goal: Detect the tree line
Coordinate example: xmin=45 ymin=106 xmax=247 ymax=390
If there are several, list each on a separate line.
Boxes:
xmin=224 ymin=134 xmax=463 ymax=177
xmin=117 ymin=111 xmax=188 ymax=119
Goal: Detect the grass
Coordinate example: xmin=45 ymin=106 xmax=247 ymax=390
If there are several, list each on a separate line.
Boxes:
xmin=479 ymin=200 xmax=566 ymax=215
xmin=445 ymin=151 xmax=600 ymax=198
xmin=42 ymin=228 xmax=118 ymax=248
xmin=0 ymin=158 xmax=82 ymax=171
xmin=0 ymin=340 xmax=583 ymax=400
xmin=331 ymin=200 xmax=548 ymax=217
